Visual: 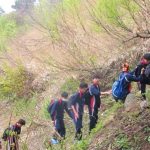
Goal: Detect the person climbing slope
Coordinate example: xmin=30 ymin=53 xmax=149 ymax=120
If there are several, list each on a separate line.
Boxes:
xmin=70 ymin=82 xmax=88 ymax=141
xmin=132 ymin=53 xmax=150 ymax=100
xmin=112 ymin=63 xmax=143 ymax=103
xmin=85 ymin=76 xmax=111 ymax=132
xmin=2 ymin=119 xmax=26 ymax=150
xmin=48 ymin=92 xmax=72 ymax=144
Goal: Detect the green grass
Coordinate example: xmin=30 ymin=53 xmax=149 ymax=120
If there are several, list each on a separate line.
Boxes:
xmin=0 ymin=64 xmax=30 ymax=100
xmin=0 ymin=15 xmax=17 ymax=51
xmin=71 ymin=102 xmax=123 ymax=150
xmin=115 ymin=134 xmax=131 ymax=150
xmin=60 ymin=77 xmax=80 ymax=94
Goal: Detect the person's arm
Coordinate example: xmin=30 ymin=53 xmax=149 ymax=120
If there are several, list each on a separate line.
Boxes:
xmin=101 ymin=90 xmax=112 ymax=95
xmin=133 ymin=64 xmax=144 ymax=77
xmin=71 ymin=105 xmax=79 ymax=119
xmin=125 ymin=74 xmax=141 ymax=82
xmin=70 ymin=94 xmax=79 ymax=119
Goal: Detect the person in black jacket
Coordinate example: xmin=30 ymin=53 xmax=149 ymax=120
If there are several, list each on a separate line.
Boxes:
xmin=70 ymin=82 xmax=88 ymax=141
xmin=49 ymin=92 xmax=72 ymax=142
xmin=133 ymin=53 xmax=150 ymax=100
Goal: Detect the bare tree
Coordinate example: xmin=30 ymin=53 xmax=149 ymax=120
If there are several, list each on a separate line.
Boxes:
xmin=86 ymin=0 xmax=150 ymax=42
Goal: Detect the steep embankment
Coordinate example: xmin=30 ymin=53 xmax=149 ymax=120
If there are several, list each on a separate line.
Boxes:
xmin=88 ymin=96 xmax=150 ymax=150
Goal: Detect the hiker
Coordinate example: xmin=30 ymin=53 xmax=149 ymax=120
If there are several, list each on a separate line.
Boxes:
xmin=85 ymin=76 xmax=111 ymax=132
xmin=2 ymin=119 xmax=26 ymax=150
xmin=48 ymin=92 xmax=72 ymax=144
xmin=112 ymin=63 xmax=142 ymax=103
xmin=132 ymin=53 xmax=150 ymax=100
xmin=70 ymin=82 xmax=88 ymax=141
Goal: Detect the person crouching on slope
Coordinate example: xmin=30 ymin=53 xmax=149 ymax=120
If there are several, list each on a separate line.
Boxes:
xmin=2 ymin=119 xmax=26 ymax=150
xmin=132 ymin=53 xmax=150 ymax=100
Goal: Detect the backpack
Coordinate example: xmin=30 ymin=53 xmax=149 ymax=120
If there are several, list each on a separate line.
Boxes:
xmin=112 ymin=73 xmax=130 ymax=100
xmin=2 ymin=126 xmax=14 ymax=141
xmin=145 ymin=64 xmax=150 ymax=78
xmin=47 ymin=99 xmax=58 ymax=115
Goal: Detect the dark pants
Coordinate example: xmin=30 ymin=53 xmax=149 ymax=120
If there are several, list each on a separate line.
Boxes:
xmin=88 ymin=96 xmax=100 ymax=132
xmin=55 ymin=119 xmax=66 ymax=138
xmin=113 ymin=96 xmax=126 ymax=103
xmin=88 ymin=105 xmax=99 ymax=132
xmin=73 ymin=114 xmax=83 ymax=140
xmin=140 ymin=76 xmax=150 ymax=99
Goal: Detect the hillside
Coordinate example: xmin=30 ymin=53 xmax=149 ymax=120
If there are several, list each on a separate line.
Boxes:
xmin=0 ymin=0 xmax=150 ymax=150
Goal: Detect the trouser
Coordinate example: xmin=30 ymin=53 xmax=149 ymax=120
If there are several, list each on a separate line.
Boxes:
xmin=73 ymin=114 xmax=83 ymax=140
xmin=88 ymin=96 xmax=100 ymax=132
xmin=54 ymin=119 xmax=66 ymax=138
xmin=139 ymin=77 xmax=150 ymax=100
xmin=6 ymin=136 xmax=19 ymax=150
xmin=113 ymin=96 xmax=126 ymax=103
xmin=88 ymin=105 xmax=99 ymax=132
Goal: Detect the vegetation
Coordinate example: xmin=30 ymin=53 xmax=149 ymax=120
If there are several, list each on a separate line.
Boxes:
xmin=0 ymin=15 xmax=17 ymax=51
xmin=0 ymin=0 xmax=150 ymax=150
xmin=0 ymin=64 xmax=33 ymax=100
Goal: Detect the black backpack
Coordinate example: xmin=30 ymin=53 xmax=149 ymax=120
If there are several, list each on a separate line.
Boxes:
xmin=145 ymin=64 xmax=150 ymax=78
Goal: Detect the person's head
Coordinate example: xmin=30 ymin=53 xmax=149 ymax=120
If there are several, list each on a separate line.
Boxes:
xmin=122 ymin=63 xmax=129 ymax=72
xmin=92 ymin=75 xmax=100 ymax=85
xmin=16 ymin=119 xmax=26 ymax=127
xmin=61 ymin=92 xmax=69 ymax=100
xmin=79 ymin=82 xmax=88 ymax=93
xmin=143 ymin=53 xmax=150 ymax=64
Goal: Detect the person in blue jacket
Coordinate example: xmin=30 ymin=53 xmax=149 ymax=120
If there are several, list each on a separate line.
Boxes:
xmin=49 ymin=92 xmax=72 ymax=143
xmin=87 ymin=76 xmax=110 ymax=132
xmin=70 ymin=82 xmax=88 ymax=141
xmin=113 ymin=63 xmax=143 ymax=103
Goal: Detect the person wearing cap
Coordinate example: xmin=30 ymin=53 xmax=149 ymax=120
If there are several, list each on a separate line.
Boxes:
xmin=2 ymin=119 xmax=26 ymax=150
xmin=49 ymin=92 xmax=72 ymax=143
xmin=133 ymin=53 xmax=150 ymax=100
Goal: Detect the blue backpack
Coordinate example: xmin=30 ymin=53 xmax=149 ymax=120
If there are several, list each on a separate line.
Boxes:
xmin=112 ymin=73 xmax=130 ymax=100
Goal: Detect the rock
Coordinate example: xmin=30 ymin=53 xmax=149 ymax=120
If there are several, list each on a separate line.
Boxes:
xmin=140 ymin=100 xmax=149 ymax=110
xmin=125 ymin=93 xmax=140 ymax=112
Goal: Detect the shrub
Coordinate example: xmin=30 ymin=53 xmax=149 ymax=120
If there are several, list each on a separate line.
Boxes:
xmin=115 ymin=134 xmax=131 ymax=150
xmin=0 ymin=64 xmax=34 ymax=100
xmin=0 ymin=15 xmax=17 ymax=51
